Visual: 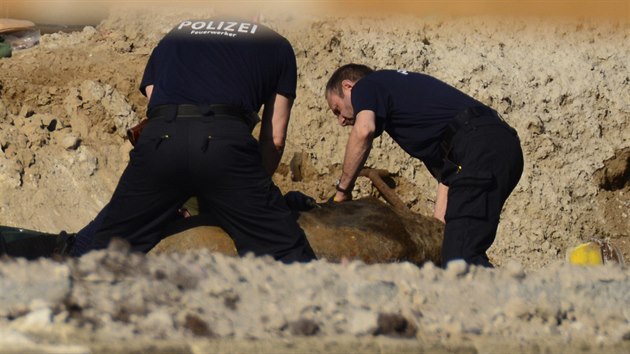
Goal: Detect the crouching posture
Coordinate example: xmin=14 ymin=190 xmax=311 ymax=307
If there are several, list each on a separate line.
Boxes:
xmin=326 ymin=64 xmax=523 ymax=267
xmin=83 ymin=18 xmax=316 ymax=263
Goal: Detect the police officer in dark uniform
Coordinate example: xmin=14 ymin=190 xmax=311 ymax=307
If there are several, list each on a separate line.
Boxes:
xmin=85 ymin=18 xmax=316 ymax=263
xmin=326 ymin=64 xmax=523 ymax=267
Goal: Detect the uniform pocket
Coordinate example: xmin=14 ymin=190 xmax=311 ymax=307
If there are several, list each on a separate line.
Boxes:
xmin=445 ymin=170 xmax=494 ymax=220
xmin=129 ymin=120 xmax=176 ymax=167
xmin=439 ymin=158 xmax=461 ymax=184
xmin=135 ymin=120 xmax=176 ymax=149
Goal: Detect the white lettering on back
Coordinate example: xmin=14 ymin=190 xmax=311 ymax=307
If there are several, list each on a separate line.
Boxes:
xmin=178 ymin=20 xmax=192 ymax=30
xmin=191 ymin=21 xmax=206 ymax=30
xmin=223 ymin=22 xmax=237 ymax=31
xmin=238 ymin=23 xmax=250 ymax=33
xmin=183 ymin=21 xmax=258 ymax=36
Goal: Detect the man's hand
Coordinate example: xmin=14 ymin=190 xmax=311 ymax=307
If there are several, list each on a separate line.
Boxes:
xmin=331 ymin=178 xmax=353 ymax=202
xmin=332 ymin=190 xmax=352 ymax=203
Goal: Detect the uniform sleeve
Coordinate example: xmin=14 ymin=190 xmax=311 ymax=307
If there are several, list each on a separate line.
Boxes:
xmin=139 ymin=45 xmax=161 ymax=97
xmin=351 ymin=79 xmax=388 ymax=137
xmin=274 ymin=39 xmax=297 ymax=99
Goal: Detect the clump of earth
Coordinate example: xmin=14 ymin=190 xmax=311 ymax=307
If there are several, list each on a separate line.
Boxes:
xmin=0 ymin=7 xmax=628 ymax=353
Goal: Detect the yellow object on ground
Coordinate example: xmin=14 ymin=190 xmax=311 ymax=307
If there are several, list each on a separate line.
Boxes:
xmin=567 ymin=242 xmax=604 ymax=265
xmin=567 ymin=238 xmax=625 ymax=266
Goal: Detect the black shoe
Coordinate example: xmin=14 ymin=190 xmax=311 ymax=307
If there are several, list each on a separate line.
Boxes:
xmin=0 ymin=226 xmax=60 ymax=259
xmin=53 ymin=231 xmax=76 ymax=257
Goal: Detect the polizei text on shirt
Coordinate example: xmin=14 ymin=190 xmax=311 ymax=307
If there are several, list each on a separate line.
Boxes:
xmin=178 ymin=20 xmax=258 ymax=37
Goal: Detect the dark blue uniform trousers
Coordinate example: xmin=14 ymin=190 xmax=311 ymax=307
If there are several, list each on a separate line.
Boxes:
xmin=441 ymin=110 xmax=524 ymax=267
xmin=88 ymin=111 xmax=316 ymax=263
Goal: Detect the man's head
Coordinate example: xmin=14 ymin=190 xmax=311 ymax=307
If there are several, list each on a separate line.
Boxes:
xmin=325 ymin=64 xmax=374 ymax=126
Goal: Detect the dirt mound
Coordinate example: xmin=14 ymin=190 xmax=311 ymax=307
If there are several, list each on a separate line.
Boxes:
xmin=151 ymin=197 xmax=444 ymax=265
xmin=1 ymin=246 xmax=630 ymax=353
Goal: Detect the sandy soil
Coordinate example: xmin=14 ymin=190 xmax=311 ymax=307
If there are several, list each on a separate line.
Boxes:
xmin=0 ymin=8 xmax=627 ymax=268
xmin=0 ymin=7 xmax=628 ymax=352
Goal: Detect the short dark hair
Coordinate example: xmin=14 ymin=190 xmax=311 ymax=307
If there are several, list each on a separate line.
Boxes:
xmin=325 ymin=63 xmax=374 ymax=97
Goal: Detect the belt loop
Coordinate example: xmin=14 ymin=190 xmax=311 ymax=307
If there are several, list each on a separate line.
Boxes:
xmin=167 ymin=105 xmax=178 ymax=122
xmin=198 ymin=104 xmax=213 ymax=116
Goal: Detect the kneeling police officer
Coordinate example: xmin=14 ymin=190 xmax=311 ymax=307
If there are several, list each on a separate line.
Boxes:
xmin=86 ymin=18 xmax=316 ymax=262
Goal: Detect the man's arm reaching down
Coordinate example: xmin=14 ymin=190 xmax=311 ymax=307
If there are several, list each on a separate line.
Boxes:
xmin=259 ymin=93 xmax=293 ymax=175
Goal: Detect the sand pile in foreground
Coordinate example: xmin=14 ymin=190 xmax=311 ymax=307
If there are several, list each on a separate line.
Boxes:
xmin=1 ymin=247 xmax=629 ymax=352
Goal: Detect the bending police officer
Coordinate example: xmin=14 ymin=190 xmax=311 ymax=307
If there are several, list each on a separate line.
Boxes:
xmin=326 ymin=64 xmax=523 ymax=267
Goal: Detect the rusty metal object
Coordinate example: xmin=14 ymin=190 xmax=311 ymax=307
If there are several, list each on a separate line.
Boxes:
xmin=150 ymin=197 xmax=444 ymax=266
xmin=151 ymin=225 xmax=237 ymax=256
xmin=300 ymin=197 xmax=443 ymax=264
xmin=358 ymin=168 xmax=409 ymax=213
xmin=150 ymin=168 xmax=444 ymax=265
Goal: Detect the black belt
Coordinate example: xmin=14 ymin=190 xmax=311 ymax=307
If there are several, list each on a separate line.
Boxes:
xmin=439 ymin=106 xmax=514 ymax=158
xmin=148 ymin=104 xmax=249 ymax=119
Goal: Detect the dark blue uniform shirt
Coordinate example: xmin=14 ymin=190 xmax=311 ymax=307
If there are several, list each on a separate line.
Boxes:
xmin=351 ymin=70 xmax=482 ymax=173
xmin=140 ymin=19 xmax=297 ymax=112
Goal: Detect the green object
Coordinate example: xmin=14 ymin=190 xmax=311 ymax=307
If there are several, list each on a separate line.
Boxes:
xmin=0 ymin=38 xmax=11 ymax=58
xmin=0 ymin=225 xmax=57 ymax=259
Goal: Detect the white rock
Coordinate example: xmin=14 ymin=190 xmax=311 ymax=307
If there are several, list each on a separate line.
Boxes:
xmin=347 ymin=309 xmax=378 ymax=336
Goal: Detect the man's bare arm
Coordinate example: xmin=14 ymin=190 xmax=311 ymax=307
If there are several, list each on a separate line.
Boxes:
xmin=334 ymin=110 xmax=376 ymax=202
xmin=259 ymin=94 xmax=293 ymax=175
xmin=145 ymin=85 xmax=154 ymax=100
xmin=433 ymin=182 xmax=448 ymax=223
